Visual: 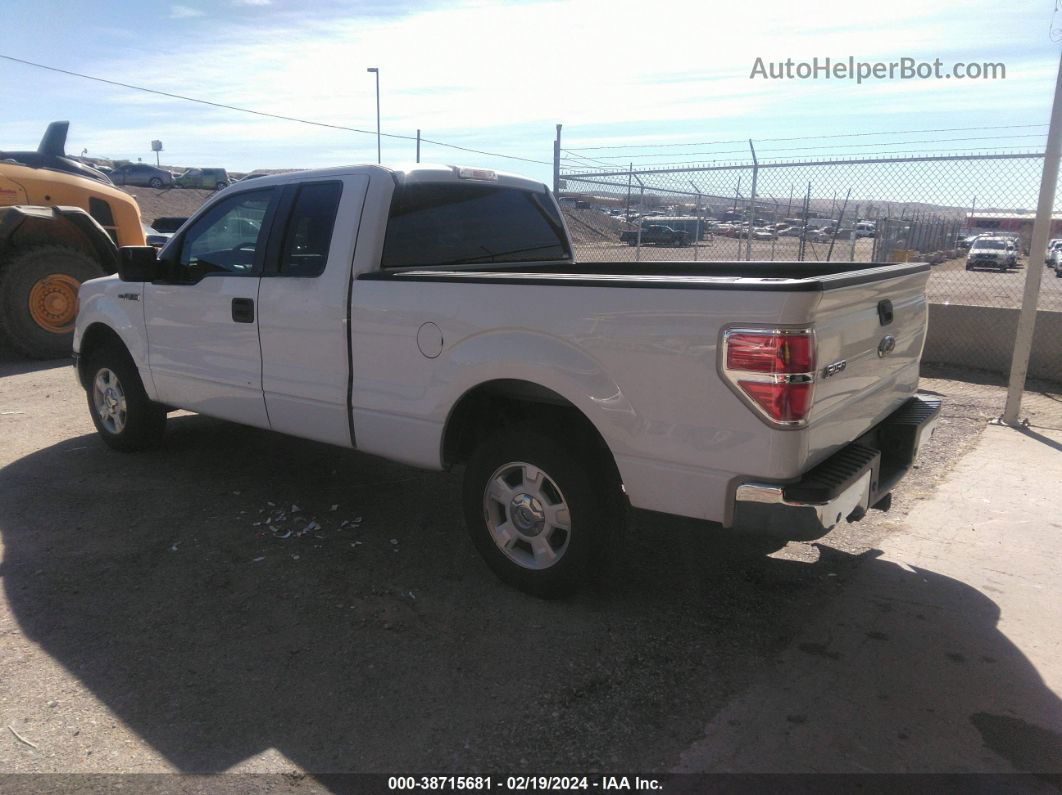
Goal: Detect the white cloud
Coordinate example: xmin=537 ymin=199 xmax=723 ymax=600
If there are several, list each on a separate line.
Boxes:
xmin=232 ymin=0 xmax=272 ymax=6
xmin=64 ymin=0 xmax=1055 ymax=175
xmin=169 ymin=4 xmax=204 ymax=18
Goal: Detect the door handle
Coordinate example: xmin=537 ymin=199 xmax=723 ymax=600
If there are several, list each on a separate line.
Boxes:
xmin=232 ymin=297 xmax=255 ymax=323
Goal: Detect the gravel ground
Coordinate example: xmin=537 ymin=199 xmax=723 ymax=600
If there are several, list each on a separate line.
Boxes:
xmin=0 ymin=355 xmax=1057 ymax=778
xmin=572 ymin=237 xmax=1062 ymax=312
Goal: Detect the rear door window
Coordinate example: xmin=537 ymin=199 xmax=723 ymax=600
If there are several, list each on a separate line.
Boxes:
xmin=278 ymin=182 xmax=343 ymax=277
xmin=381 ymin=183 xmax=570 ymax=269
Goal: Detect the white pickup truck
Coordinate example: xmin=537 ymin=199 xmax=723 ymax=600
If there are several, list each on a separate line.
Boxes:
xmin=73 ymin=164 xmax=940 ymax=597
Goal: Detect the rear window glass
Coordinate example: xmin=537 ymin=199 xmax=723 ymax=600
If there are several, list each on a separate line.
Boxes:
xmin=380 ymin=183 xmax=570 ymax=269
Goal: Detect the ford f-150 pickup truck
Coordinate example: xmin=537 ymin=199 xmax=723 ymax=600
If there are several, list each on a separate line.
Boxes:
xmin=73 ymin=164 xmax=940 ymax=597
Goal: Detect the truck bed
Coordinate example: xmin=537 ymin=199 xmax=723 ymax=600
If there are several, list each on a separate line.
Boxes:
xmin=353 ymin=257 xmax=930 ymax=524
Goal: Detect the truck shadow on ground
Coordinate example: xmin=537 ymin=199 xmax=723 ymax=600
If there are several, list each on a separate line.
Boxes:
xmin=0 ymin=414 xmax=1060 ymax=775
xmin=0 ymin=348 xmax=69 ymax=377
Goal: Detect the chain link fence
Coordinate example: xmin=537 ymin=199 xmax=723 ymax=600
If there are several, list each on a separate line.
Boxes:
xmin=558 ymin=152 xmax=1062 ymax=387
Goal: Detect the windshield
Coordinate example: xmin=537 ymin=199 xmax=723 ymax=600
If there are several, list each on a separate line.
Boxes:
xmin=975 ymin=240 xmax=1007 ymax=250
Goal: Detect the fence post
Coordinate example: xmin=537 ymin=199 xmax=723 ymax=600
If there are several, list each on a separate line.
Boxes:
xmin=747 ymin=139 xmax=758 ymax=260
xmin=689 ymin=180 xmax=702 ymax=262
xmin=553 ymin=123 xmax=562 ymax=195
xmin=625 ymin=163 xmax=633 ymax=223
xmin=633 ymin=172 xmax=645 ymax=261
xmin=1003 ymin=50 xmax=1062 ymax=425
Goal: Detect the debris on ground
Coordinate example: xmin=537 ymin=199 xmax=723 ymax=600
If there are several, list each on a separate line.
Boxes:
xmin=8 ymin=725 xmax=39 ymax=750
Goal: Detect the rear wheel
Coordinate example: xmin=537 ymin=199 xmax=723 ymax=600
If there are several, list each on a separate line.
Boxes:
xmin=0 ymin=245 xmax=105 ymax=358
xmin=462 ymin=427 xmax=623 ymax=598
xmin=85 ymin=345 xmax=166 ymax=451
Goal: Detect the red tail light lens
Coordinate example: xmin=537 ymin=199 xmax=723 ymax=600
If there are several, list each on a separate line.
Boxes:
xmin=723 ymin=329 xmax=816 ymax=425
xmin=737 ymin=380 xmax=813 ymax=423
xmin=726 ymin=333 xmax=814 ymax=374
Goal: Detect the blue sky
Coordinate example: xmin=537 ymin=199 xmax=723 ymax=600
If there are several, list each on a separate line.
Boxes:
xmin=1 ymin=0 xmax=1059 ymax=185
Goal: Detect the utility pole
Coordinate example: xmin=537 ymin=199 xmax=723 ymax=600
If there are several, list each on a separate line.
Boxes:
xmin=367 ymin=67 xmax=381 ymax=164
xmin=553 ymin=123 xmax=562 ymax=195
xmin=416 ymin=129 xmax=421 ymax=163
xmin=1003 ymin=50 xmax=1062 ymax=424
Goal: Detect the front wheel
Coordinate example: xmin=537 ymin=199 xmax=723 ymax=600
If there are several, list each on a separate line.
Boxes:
xmin=149 ymin=177 xmax=163 ymax=188
xmin=462 ymin=427 xmax=623 ymax=598
xmin=85 ymin=346 xmax=166 ymax=451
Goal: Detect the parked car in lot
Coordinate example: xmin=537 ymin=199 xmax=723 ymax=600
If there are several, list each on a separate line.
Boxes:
xmin=1050 ymin=247 xmax=1062 ymax=278
xmin=1045 ymin=239 xmax=1062 ymax=263
xmin=751 ymin=228 xmax=776 ymax=240
xmin=854 ymin=222 xmax=876 ymax=238
xmin=619 ymin=224 xmax=690 ymax=247
xmin=144 ymin=217 xmax=188 ymax=248
xmin=110 ymin=163 xmax=174 ymax=188
xmin=74 ymin=163 xmax=940 ymax=597
xmin=175 ymin=168 xmax=231 ymax=190
xmin=966 ymin=237 xmax=1018 ymax=271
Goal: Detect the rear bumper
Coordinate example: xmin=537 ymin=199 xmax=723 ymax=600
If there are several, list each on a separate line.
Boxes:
xmin=731 ymin=395 xmax=941 ymax=538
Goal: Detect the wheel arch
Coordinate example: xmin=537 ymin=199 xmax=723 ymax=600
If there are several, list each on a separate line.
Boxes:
xmin=77 ymin=322 xmax=136 ymax=390
xmin=0 ymin=206 xmax=118 ymax=272
xmin=440 ymin=379 xmax=622 ymax=484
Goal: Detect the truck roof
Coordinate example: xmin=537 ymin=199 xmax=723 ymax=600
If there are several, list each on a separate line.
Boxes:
xmin=234 ymin=163 xmax=548 ymax=193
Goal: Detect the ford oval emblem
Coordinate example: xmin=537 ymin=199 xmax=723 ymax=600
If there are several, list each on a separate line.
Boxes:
xmin=877 ymin=335 xmax=897 ymax=358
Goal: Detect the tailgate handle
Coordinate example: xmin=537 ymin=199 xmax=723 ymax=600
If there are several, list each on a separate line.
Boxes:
xmin=877 ymin=299 xmax=894 ymax=326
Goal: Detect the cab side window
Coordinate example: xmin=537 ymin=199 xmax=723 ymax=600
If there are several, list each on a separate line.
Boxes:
xmin=177 ymin=189 xmax=273 ymax=281
xmin=278 ymin=182 xmax=342 ymax=277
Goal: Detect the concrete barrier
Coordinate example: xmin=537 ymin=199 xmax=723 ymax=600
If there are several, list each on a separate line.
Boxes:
xmin=923 ymin=303 xmax=1062 ymax=382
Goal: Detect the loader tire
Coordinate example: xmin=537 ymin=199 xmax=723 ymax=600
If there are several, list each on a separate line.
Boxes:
xmin=0 ymin=245 xmax=105 ymax=359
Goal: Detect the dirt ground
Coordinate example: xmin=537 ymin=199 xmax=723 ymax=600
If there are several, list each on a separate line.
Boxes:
xmin=118 ymin=187 xmax=214 ymax=228
xmin=2 ymin=351 xmax=1055 ymax=781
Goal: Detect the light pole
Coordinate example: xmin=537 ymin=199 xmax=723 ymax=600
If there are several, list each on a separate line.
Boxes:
xmin=366 ymin=67 xmax=380 ymax=164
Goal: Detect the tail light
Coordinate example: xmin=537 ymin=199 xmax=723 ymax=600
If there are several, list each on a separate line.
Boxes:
xmin=722 ymin=328 xmax=816 ymax=426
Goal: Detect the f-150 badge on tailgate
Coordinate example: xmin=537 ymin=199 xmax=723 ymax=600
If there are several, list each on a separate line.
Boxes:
xmin=822 ymin=360 xmax=847 ymax=378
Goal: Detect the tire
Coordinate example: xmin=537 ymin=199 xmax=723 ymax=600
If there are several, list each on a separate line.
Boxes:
xmin=149 ymin=177 xmax=163 ymax=188
xmin=0 ymin=245 xmax=106 ymax=359
xmin=84 ymin=344 xmax=166 ymax=452
xmin=462 ymin=426 xmax=624 ymax=598
xmin=965 ymin=264 xmax=973 ymax=271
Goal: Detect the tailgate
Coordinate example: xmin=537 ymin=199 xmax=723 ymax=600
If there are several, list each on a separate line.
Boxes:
xmin=803 ymin=265 xmax=930 ymax=468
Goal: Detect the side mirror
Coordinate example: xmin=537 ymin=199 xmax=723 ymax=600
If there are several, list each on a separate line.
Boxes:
xmin=117 ymin=246 xmax=160 ymax=282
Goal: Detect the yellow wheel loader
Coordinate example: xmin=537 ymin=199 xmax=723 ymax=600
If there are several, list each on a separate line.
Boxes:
xmin=0 ymin=122 xmax=145 ymax=358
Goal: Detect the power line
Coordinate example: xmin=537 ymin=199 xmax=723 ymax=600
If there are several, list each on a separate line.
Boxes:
xmin=565 ymin=123 xmax=1051 ymax=151
xmin=0 ymin=53 xmax=551 ymax=166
